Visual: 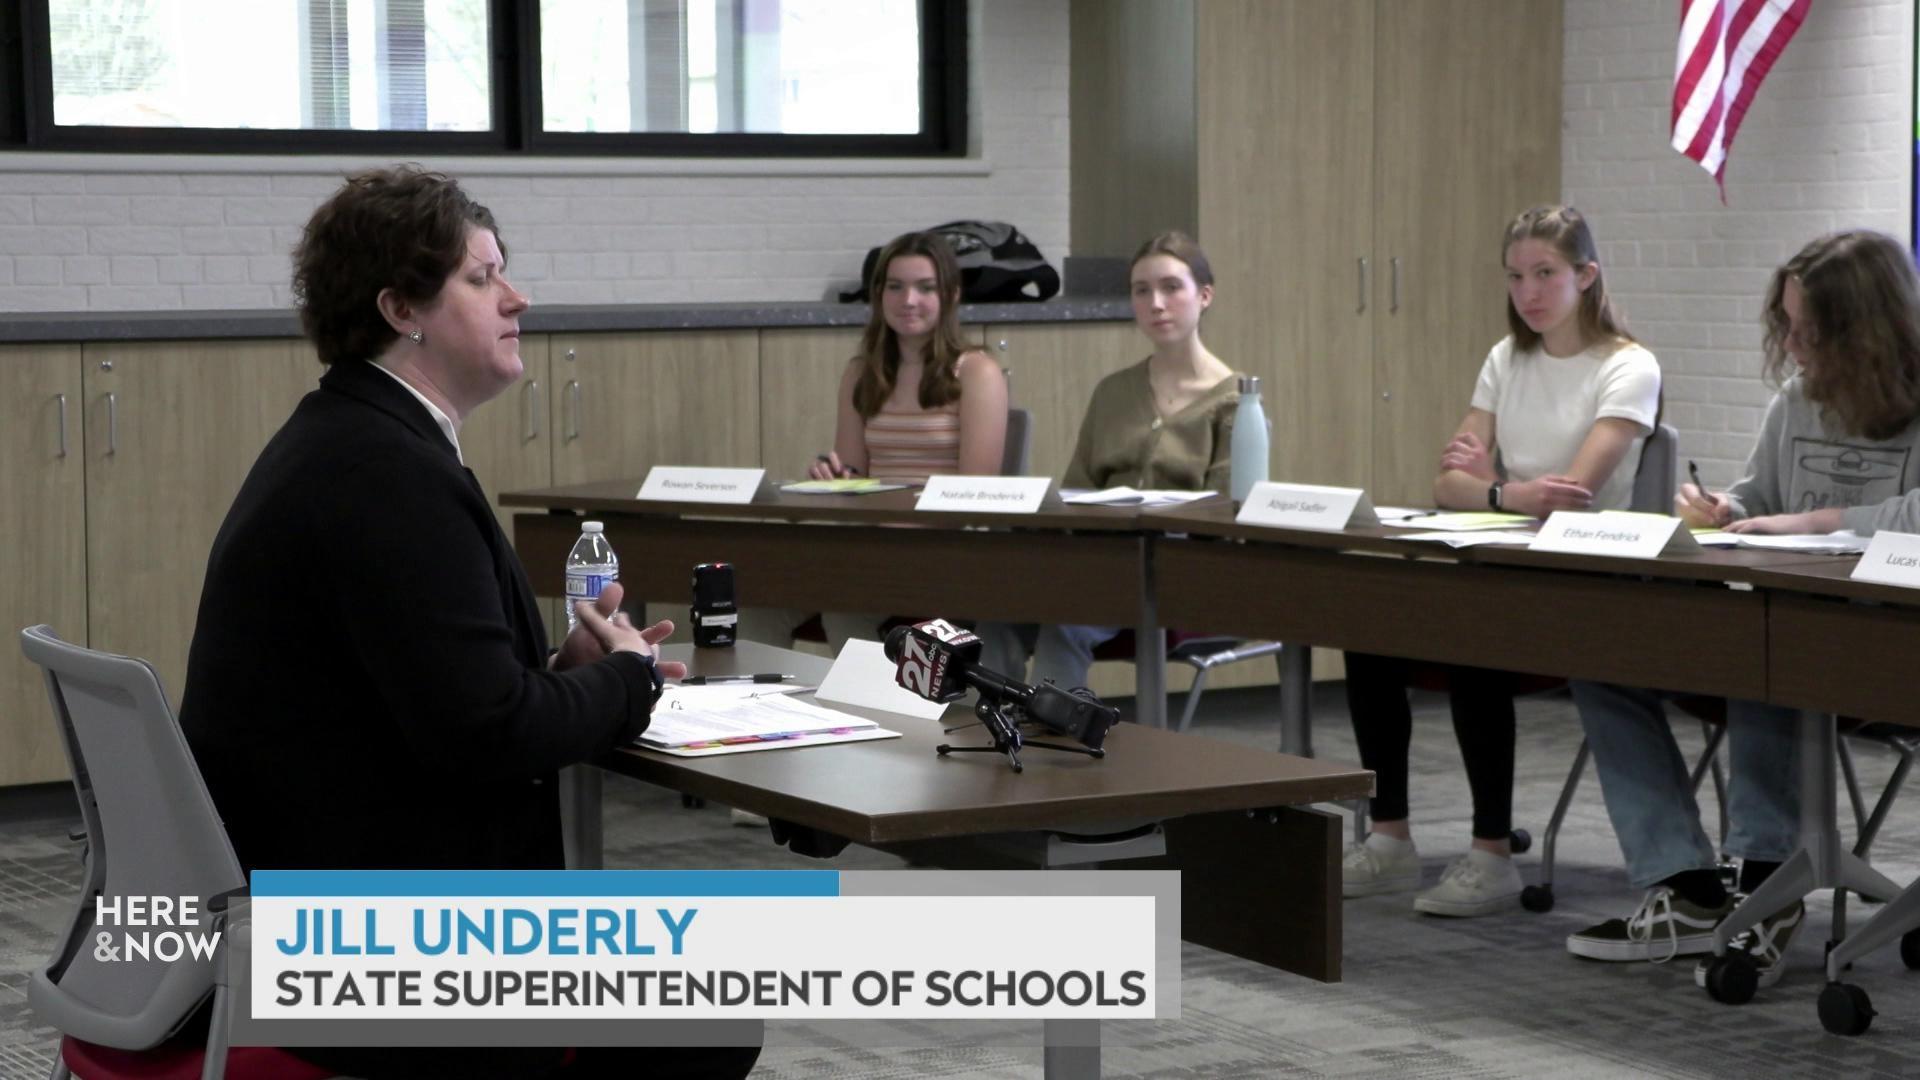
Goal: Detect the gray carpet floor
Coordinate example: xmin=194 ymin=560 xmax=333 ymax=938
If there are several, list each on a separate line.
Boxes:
xmin=4 ymin=684 xmax=1920 ymax=1078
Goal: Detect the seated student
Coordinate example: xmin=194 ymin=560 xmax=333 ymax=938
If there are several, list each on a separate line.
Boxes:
xmin=1343 ymin=206 xmax=1660 ymax=918
xmin=978 ymin=231 xmax=1242 ymax=688
xmin=736 ymin=230 xmax=1008 ymax=651
xmin=1566 ymin=229 xmax=1920 ymax=985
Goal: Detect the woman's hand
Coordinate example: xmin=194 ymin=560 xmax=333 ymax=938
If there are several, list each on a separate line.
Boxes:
xmin=1439 ymin=432 xmax=1497 ymax=481
xmin=552 ymin=582 xmax=688 ymax=680
xmin=807 ymin=451 xmax=847 ymax=481
xmin=1673 ymin=483 xmax=1734 ymax=529
xmin=1501 ymin=475 xmax=1593 ymax=517
xmin=1724 ymin=507 xmax=1846 ymax=535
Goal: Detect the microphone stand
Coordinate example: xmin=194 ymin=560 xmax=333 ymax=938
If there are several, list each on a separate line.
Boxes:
xmin=936 ymin=692 xmax=1106 ymax=774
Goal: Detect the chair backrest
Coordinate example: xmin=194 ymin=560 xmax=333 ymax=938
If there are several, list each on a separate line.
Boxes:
xmin=1002 ymin=406 xmax=1034 ymax=476
xmin=20 ymin=625 xmax=243 ymax=1050
xmin=1630 ymin=422 xmax=1679 ymax=514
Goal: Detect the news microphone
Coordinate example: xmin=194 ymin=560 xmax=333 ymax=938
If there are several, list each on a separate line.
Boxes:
xmin=882 ymin=620 xmax=1116 ymax=751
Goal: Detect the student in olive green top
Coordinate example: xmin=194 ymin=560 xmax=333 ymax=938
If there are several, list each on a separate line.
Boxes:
xmin=981 ymin=232 xmax=1242 ymax=688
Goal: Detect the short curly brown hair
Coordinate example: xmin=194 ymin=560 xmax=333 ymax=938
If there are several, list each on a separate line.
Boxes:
xmin=292 ymin=167 xmax=501 ymax=367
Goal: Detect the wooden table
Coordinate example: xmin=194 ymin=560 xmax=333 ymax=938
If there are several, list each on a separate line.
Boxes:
xmin=1737 ymin=557 xmax=1920 ymax=724
xmin=507 ymin=482 xmax=1179 ymax=727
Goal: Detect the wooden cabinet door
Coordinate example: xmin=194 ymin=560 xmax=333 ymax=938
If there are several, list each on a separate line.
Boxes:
xmin=1196 ymin=0 xmax=1376 ymax=491
xmin=1 ymin=345 xmax=86 ymax=784
xmin=759 ymin=328 xmax=861 ymax=482
xmin=82 ymin=340 xmax=318 ymax=707
xmin=1371 ymin=0 xmax=1563 ymax=504
xmin=461 ymin=335 xmax=553 ymax=536
xmin=549 ymin=331 xmax=760 ymax=485
xmin=984 ymin=322 xmax=1142 ymax=481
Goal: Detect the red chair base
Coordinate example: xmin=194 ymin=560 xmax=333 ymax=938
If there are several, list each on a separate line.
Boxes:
xmin=64 ymin=1036 xmax=334 ymax=1080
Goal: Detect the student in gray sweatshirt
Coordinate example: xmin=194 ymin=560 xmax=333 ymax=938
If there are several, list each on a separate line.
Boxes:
xmin=1563 ymin=230 xmax=1920 ymax=986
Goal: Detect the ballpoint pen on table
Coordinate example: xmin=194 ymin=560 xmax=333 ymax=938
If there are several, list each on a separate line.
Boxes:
xmin=679 ymin=674 xmax=795 ymax=685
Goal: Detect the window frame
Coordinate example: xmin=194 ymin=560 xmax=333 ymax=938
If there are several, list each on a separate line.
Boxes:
xmin=8 ymin=0 xmax=967 ymax=158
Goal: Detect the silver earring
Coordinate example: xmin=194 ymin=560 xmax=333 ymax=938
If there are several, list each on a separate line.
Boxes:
xmin=408 ymin=328 xmax=424 ymax=344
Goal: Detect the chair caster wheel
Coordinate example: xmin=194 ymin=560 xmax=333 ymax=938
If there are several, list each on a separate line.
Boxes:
xmin=680 ymin=794 xmax=706 ymax=810
xmin=1901 ymin=928 xmax=1920 ymax=971
xmin=1520 ymin=884 xmax=1555 ymax=913
xmin=1703 ymin=953 xmax=1759 ymax=1005
xmin=1508 ymin=828 xmax=1532 ymax=855
xmin=1818 ymin=982 xmax=1875 ymax=1036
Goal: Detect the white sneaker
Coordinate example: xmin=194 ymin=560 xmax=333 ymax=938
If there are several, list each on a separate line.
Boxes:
xmin=1342 ymin=833 xmax=1421 ymax=898
xmin=729 ymin=808 xmax=769 ymax=828
xmin=1413 ymin=848 xmax=1522 ymax=917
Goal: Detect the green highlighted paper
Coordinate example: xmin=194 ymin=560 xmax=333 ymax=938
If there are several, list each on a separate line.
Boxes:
xmin=780 ymin=478 xmax=911 ymax=495
xmin=1382 ymin=511 xmax=1535 ymax=532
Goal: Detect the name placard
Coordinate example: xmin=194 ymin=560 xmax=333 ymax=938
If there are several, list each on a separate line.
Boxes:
xmin=637 ymin=467 xmax=766 ymax=505
xmin=1529 ymin=510 xmax=1700 ymax=558
xmin=1235 ymin=482 xmax=1380 ymax=531
xmin=1850 ymin=530 xmax=1920 ymax=588
xmin=915 ymin=476 xmax=1052 ymax=514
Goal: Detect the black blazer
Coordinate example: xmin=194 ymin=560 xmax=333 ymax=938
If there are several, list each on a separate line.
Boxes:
xmin=180 ymin=359 xmax=656 ymax=873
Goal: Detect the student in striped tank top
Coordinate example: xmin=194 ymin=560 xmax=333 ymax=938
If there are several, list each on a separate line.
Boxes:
xmin=810 ymin=231 xmax=1008 ymax=483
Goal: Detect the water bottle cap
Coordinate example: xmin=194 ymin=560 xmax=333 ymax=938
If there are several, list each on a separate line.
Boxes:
xmin=581 ymin=521 xmax=605 ymax=533
xmin=1238 ymin=375 xmax=1261 ymax=395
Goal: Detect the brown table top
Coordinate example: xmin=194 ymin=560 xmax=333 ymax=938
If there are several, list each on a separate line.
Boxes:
xmin=600 ymin=642 xmax=1373 ymax=846
xmin=1738 ymin=555 xmax=1920 ymax=607
xmin=503 ymin=479 xmax=1182 ymax=532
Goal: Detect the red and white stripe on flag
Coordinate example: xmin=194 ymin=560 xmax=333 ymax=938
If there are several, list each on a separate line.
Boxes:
xmin=1671 ymin=0 xmax=1811 ymax=187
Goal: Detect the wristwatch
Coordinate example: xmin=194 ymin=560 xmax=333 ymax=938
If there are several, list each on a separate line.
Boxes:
xmin=1487 ymin=481 xmax=1505 ymax=511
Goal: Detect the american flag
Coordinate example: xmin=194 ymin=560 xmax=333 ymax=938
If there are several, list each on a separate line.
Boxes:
xmin=1671 ymin=0 xmax=1812 ymax=190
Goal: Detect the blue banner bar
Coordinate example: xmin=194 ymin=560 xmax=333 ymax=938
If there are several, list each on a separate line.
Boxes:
xmin=251 ymin=869 xmax=839 ymax=897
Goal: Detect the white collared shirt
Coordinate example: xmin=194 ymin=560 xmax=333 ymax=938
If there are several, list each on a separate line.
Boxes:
xmin=370 ymin=361 xmax=464 ymax=465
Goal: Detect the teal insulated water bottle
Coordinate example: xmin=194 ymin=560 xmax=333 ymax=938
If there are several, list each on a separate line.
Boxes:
xmin=1229 ymin=375 xmax=1269 ymax=502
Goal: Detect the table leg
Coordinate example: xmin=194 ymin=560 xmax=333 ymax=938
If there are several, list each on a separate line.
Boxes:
xmin=1279 ymin=642 xmax=1312 ymax=757
xmin=1136 ymin=541 xmax=1166 ymax=729
xmin=560 ymin=764 xmax=604 ymax=870
xmin=1043 ymin=1019 xmax=1100 ymax=1080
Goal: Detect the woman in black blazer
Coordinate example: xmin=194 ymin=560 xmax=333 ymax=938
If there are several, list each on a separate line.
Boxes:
xmin=179 ymin=167 xmax=757 ymax=1079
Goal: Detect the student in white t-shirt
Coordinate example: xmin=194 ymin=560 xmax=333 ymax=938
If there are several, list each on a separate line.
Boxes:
xmin=1342 ymin=205 xmax=1661 ymax=917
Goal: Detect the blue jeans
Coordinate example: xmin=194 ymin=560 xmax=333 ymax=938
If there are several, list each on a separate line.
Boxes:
xmin=1570 ymin=681 xmax=1800 ymax=889
xmin=975 ymin=622 xmax=1119 ymax=691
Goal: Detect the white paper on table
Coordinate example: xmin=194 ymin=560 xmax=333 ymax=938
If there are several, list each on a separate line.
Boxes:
xmin=1061 ymin=486 xmax=1215 ymax=507
xmin=638 ymin=686 xmax=871 ymax=748
xmin=1731 ymin=530 xmax=1868 ymax=554
xmin=1691 ymin=531 xmax=1743 ymax=547
xmin=1372 ymin=506 xmax=1429 ymax=522
xmin=1393 ymin=530 xmax=1541 ymax=548
xmin=1381 ymin=512 xmax=1537 ymax=531
xmin=813 ymin=638 xmax=951 ymax=721
xmin=653 ymin=726 xmax=901 ymax=757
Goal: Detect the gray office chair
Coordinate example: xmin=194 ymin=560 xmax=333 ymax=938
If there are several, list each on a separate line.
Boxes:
xmin=1002 ymin=406 xmax=1033 ymax=476
xmin=20 ymin=625 xmax=324 ymax=1080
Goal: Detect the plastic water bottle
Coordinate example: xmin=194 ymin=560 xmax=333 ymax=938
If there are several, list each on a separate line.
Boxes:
xmin=1229 ymin=375 xmax=1270 ymax=502
xmin=564 ymin=521 xmax=619 ymax=634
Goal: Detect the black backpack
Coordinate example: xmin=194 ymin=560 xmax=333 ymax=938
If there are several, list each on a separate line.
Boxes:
xmin=842 ymin=221 xmax=1061 ymax=303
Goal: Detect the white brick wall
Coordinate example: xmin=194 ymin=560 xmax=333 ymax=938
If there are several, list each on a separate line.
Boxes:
xmin=1564 ymin=0 xmax=1915 ymax=484
xmin=0 ymin=0 xmax=1068 ymax=314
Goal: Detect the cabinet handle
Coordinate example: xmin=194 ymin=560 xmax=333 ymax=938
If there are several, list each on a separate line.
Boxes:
xmin=524 ymin=379 xmax=542 ymax=440
xmin=565 ymin=380 xmax=580 ymax=442
xmin=55 ymin=393 xmax=68 ymax=458
xmin=1357 ymin=257 xmax=1369 ymax=314
xmin=1390 ymin=257 xmax=1402 ymax=314
xmin=105 ymin=392 xmax=118 ymax=456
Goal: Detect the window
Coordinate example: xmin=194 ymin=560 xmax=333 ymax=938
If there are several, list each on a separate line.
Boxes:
xmin=8 ymin=0 xmax=966 ymax=156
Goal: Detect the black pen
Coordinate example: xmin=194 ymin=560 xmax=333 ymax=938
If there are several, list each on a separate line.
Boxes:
xmin=680 ymin=674 xmax=795 ymax=685
xmin=1687 ymin=460 xmax=1718 ymax=512
xmin=814 ymin=453 xmax=862 ymax=478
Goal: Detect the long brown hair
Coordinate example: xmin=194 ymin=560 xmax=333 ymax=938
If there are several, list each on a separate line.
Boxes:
xmin=1503 ymin=205 xmax=1635 ymax=352
xmin=1764 ymin=230 xmax=1920 ymax=440
xmin=852 ymin=232 xmax=972 ymax=419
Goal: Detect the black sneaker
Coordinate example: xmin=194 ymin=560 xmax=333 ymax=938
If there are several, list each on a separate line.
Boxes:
xmin=1693 ymin=898 xmax=1806 ymax=990
xmin=1566 ymin=886 xmax=1736 ymax=962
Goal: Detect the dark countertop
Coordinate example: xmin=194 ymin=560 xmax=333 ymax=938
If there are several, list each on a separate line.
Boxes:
xmin=0 ymin=297 xmax=1132 ymax=344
